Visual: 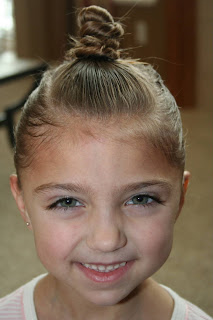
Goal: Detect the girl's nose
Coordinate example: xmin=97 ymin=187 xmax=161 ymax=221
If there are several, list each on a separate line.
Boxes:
xmin=86 ymin=211 xmax=127 ymax=252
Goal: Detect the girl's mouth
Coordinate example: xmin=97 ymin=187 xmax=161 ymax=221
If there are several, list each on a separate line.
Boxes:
xmin=76 ymin=261 xmax=134 ymax=283
xmin=81 ymin=261 xmax=126 ymax=273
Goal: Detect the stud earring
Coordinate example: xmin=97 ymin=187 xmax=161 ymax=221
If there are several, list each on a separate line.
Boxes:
xmin=26 ymin=222 xmax=30 ymax=226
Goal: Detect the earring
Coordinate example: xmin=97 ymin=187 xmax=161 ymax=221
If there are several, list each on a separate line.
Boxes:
xmin=26 ymin=222 xmax=30 ymax=226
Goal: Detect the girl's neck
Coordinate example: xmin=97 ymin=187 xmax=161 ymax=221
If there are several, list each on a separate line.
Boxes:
xmin=34 ymin=274 xmax=173 ymax=320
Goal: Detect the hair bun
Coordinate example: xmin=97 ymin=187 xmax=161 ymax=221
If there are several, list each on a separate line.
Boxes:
xmin=67 ymin=5 xmax=124 ymax=61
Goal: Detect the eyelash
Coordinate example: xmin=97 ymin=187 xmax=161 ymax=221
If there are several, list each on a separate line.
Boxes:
xmin=125 ymin=194 xmax=162 ymax=207
xmin=48 ymin=197 xmax=84 ymax=211
xmin=47 ymin=194 xmax=162 ymax=212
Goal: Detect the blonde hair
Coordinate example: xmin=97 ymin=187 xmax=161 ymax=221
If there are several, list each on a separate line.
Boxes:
xmin=14 ymin=5 xmax=185 ymax=177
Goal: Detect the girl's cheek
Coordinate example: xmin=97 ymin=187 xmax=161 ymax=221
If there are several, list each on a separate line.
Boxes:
xmin=131 ymin=217 xmax=174 ymax=255
xmin=32 ymin=218 xmax=83 ymax=263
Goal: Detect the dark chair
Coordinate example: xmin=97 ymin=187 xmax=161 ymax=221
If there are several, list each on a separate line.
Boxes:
xmin=0 ymin=54 xmax=47 ymax=148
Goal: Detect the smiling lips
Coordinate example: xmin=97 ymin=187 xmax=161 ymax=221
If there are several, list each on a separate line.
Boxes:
xmin=77 ymin=261 xmax=133 ymax=283
xmin=81 ymin=262 xmax=126 ymax=273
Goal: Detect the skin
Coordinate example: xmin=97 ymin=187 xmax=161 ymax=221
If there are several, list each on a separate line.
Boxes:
xmin=10 ymin=123 xmax=190 ymax=320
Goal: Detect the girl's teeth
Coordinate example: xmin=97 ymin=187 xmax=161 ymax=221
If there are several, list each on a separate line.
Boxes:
xmin=98 ymin=265 xmax=106 ymax=271
xmin=91 ymin=265 xmax=98 ymax=270
xmin=120 ymin=262 xmax=126 ymax=267
xmin=82 ymin=262 xmax=127 ymax=272
xmin=106 ymin=265 xmax=114 ymax=271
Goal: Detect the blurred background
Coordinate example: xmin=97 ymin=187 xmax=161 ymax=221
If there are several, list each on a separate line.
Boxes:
xmin=0 ymin=0 xmax=212 ymax=316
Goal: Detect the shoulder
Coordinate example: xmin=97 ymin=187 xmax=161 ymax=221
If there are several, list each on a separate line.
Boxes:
xmin=0 ymin=285 xmax=24 ymax=319
xmin=0 ymin=274 xmax=46 ymax=320
xmin=186 ymin=301 xmax=213 ymax=320
xmin=161 ymin=285 xmax=213 ymax=320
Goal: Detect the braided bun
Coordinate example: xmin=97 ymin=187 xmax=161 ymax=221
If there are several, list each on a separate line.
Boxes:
xmin=66 ymin=6 xmax=124 ymax=60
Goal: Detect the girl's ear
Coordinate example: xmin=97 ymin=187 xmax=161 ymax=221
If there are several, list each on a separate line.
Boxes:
xmin=10 ymin=174 xmax=32 ymax=229
xmin=182 ymin=171 xmax=190 ymax=198
xmin=175 ymin=171 xmax=190 ymax=221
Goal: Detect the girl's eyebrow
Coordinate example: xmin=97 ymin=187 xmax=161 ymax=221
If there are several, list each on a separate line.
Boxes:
xmin=33 ymin=180 xmax=173 ymax=196
xmin=120 ymin=180 xmax=172 ymax=195
xmin=34 ymin=182 xmax=89 ymax=195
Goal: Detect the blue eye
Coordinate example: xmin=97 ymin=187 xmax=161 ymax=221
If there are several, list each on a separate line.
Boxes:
xmin=49 ymin=197 xmax=83 ymax=210
xmin=126 ymin=195 xmax=155 ymax=206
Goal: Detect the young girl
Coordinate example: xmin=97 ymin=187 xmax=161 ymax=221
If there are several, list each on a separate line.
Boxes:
xmin=0 ymin=5 xmax=212 ymax=320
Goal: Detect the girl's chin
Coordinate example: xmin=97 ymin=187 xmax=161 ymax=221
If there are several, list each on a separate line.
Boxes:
xmin=79 ymin=289 xmax=131 ymax=307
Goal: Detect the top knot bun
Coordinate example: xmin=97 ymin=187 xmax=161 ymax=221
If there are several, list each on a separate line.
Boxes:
xmin=66 ymin=6 xmax=124 ymax=61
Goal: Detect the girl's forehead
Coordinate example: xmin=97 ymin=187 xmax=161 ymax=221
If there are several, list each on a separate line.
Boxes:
xmin=25 ymin=119 xmax=180 ymax=177
xmin=17 ymin=115 xmax=146 ymax=177
xmin=20 ymin=115 xmax=182 ymax=185
xmin=21 ymin=123 xmax=182 ymax=198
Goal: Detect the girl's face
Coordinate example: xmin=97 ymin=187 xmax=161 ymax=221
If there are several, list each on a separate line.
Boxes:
xmin=11 ymin=123 xmax=188 ymax=306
